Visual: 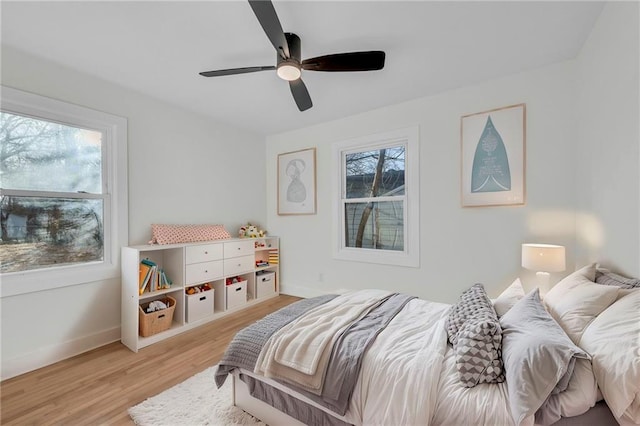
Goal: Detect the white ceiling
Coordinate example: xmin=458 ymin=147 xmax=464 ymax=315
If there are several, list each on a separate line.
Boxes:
xmin=1 ymin=1 xmax=604 ymax=137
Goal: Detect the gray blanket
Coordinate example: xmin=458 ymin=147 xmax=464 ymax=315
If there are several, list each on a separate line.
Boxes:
xmin=215 ymin=294 xmax=337 ymax=388
xmin=318 ymin=292 xmax=415 ymax=414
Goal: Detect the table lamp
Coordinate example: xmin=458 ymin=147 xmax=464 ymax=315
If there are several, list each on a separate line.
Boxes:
xmin=521 ymin=243 xmax=566 ymax=292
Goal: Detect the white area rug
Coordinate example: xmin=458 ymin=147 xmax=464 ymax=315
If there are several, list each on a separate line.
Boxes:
xmin=128 ymin=366 xmax=265 ymax=426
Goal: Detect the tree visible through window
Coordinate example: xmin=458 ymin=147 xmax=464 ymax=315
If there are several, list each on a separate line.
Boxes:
xmin=0 ymin=111 xmax=105 ymax=273
xmin=344 ymin=146 xmax=405 ymax=250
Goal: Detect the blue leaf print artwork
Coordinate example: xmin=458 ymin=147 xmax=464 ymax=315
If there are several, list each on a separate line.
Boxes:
xmin=471 ymin=116 xmax=511 ymax=193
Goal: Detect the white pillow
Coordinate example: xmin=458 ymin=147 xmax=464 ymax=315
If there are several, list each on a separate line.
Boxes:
xmin=579 ymin=290 xmax=640 ymax=424
xmin=493 ymin=278 xmax=525 ymax=317
xmin=544 ymin=264 xmax=619 ymax=344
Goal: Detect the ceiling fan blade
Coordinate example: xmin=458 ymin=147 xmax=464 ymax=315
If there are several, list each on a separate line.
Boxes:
xmin=289 ymin=79 xmax=312 ymax=111
xmin=302 ymin=51 xmax=386 ymax=72
xmin=199 ymin=66 xmax=275 ymax=77
xmin=248 ymin=0 xmax=290 ymax=59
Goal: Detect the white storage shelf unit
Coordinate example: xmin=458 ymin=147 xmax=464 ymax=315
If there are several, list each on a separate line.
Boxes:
xmin=121 ymin=236 xmax=279 ymax=352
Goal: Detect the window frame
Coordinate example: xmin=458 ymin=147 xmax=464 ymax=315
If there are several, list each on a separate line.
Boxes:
xmin=332 ymin=126 xmax=420 ymax=267
xmin=0 ymin=86 xmax=128 ymax=297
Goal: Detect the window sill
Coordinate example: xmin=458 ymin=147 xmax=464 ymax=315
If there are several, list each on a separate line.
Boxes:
xmin=333 ymin=246 xmax=420 ymax=268
xmin=0 ymin=263 xmax=120 ymax=298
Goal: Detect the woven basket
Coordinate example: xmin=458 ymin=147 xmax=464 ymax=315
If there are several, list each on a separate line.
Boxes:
xmin=139 ymin=296 xmax=176 ymax=337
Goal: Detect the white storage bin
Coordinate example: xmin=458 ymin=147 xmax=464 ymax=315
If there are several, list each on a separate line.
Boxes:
xmin=226 ymin=280 xmax=247 ymax=310
xmin=186 ymin=289 xmax=215 ymax=322
xmin=256 ymin=272 xmax=276 ymax=299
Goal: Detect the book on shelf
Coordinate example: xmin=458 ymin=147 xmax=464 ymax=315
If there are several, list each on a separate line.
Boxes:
xmin=141 ymin=258 xmax=157 ymax=268
xmin=164 ymin=270 xmax=173 ymax=287
xmin=268 ymin=250 xmax=279 ymax=265
xmin=139 ymin=263 xmax=152 ymax=295
xmin=150 ymin=266 xmax=158 ymax=292
xmin=158 ymin=269 xmax=172 ymax=290
xmin=139 ymin=259 xmax=172 ymax=294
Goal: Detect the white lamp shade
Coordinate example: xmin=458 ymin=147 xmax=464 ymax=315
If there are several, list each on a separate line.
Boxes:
xmin=521 ymin=243 xmax=566 ymax=272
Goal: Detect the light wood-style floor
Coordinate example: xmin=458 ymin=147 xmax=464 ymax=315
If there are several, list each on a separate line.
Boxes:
xmin=1 ymin=295 xmax=300 ymax=426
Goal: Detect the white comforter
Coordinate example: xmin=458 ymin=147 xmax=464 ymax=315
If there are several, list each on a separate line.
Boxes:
xmin=432 ymin=346 xmax=514 ymax=425
xmin=342 ymin=297 xmax=594 ymax=426
xmin=346 ymin=298 xmax=452 ymax=425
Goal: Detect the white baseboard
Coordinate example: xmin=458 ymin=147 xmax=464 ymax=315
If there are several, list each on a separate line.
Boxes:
xmin=1 ymin=326 xmax=121 ymax=381
xmin=280 ymin=284 xmax=350 ymax=299
xmin=280 ymin=283 xmax=329 ymax=298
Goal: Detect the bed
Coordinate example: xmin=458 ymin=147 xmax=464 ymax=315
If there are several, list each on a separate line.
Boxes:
xmin=215 ymin=264 xmax=640 ymax=426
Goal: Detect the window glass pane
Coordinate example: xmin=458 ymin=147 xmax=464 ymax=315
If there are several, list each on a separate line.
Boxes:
xmin=345 ymin=146 xmax=405 ymax=199
xmin=344 ymin=201 xmax=404 ymax=251
xmin=0 ymin=112 xmax=103 ymax=193
xmin=0 ymin=196 xmax=104 ymax=273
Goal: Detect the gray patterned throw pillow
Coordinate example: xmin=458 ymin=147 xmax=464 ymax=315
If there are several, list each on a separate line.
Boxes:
xmin=446 ymin=283 xmax=494 ymax=343
xmin=446 ymin=283 xmax=505 ymax=387
xmin=454 ymin=318 xmax=505 ymax=386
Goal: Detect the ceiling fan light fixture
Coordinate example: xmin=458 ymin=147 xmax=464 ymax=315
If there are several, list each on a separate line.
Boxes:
xmin=277 ymin=61 xmax=301 ymax=81
xmin=199 ymin=1 xmax=386 ymax=111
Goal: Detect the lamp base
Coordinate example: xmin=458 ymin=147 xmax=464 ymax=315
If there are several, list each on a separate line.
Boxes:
xmin=536 ymin=271 xmax=551 ymax=294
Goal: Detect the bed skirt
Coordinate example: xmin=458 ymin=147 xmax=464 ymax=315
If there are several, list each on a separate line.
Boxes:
xmin=232 ymin=369 xmax=618 ymax=426
xmin=233 ymin=369 xmax=352 ymax=426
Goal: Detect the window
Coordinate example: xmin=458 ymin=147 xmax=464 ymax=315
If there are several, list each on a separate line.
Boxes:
xmin=0 ymin=87 xmax=127 ymax=296
xmin=333 ymin=126 xmax=419 ymax=267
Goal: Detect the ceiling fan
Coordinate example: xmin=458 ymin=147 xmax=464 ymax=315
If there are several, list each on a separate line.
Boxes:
xmin=199 ymin=0 xmax=386 ymax=112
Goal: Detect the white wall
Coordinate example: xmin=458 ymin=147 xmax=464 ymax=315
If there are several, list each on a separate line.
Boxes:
xmin=266 ymin=2 xmax=640 ymax=302
xmin=1 ymin=46 xmax=266 ymax=379
xmin=266 ymin=61 xmax=579 ymax=303
xmin=575 ymin=2 xmax=640 ymax=277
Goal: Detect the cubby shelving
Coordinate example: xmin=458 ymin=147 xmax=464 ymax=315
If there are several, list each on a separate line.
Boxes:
xmin=121 ymin=236 xmax=279 ymax=352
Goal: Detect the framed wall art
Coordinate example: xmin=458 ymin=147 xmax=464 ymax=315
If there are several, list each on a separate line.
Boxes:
xmin=277 ymin=147 xmax=317 ymax=215
xmin=461 ymin=103 xmax=526 ymax=207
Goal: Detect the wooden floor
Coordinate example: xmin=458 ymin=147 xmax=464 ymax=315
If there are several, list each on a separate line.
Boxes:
xmin=0 ymin=294 xmax=300 ymax=426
